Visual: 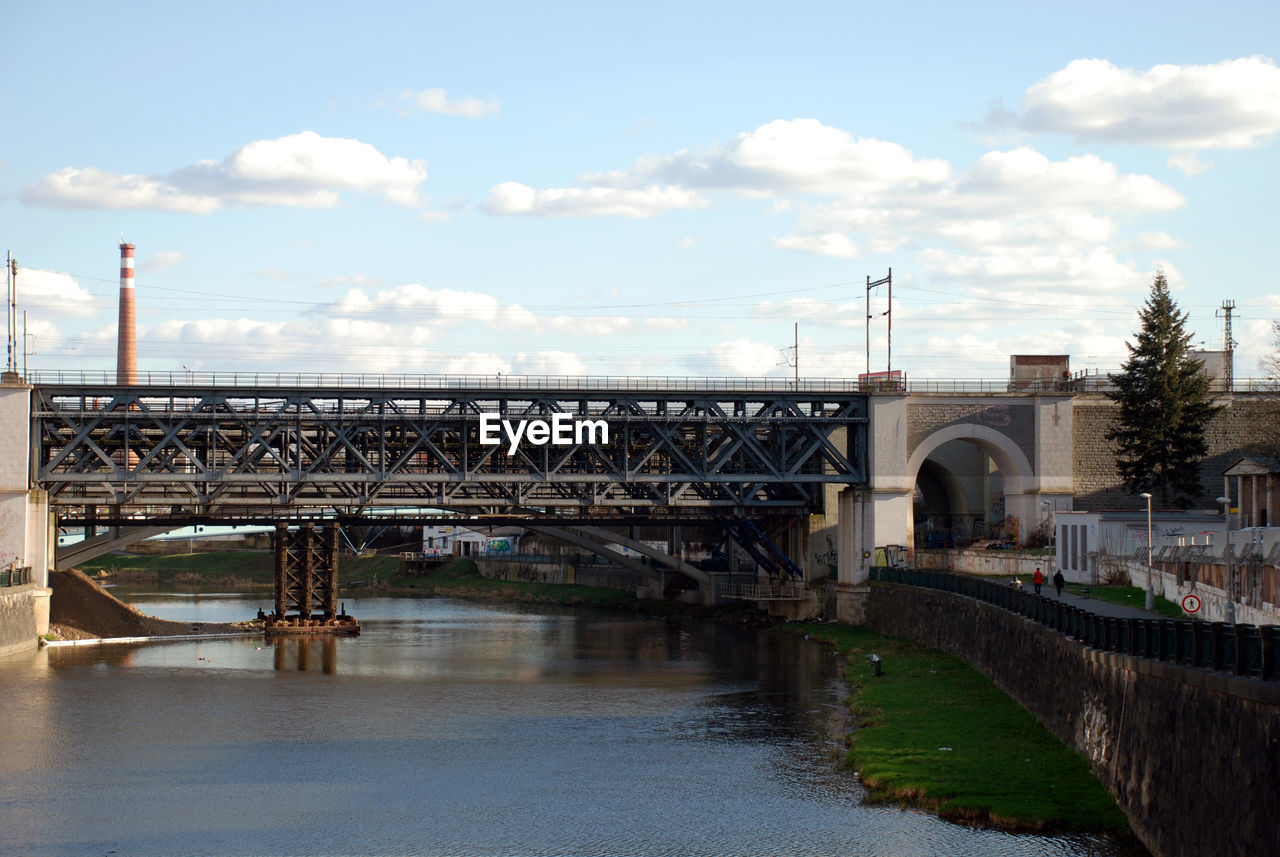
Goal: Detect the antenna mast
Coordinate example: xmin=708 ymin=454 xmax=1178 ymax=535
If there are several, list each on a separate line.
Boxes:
xmin=1217 ymin=299 xmax=1236 ymax=392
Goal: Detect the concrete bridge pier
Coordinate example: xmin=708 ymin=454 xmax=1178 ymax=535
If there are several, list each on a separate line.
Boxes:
xmin=0 ymin=377 xmax=52 ymax=657
xmin=833 ymin=486 xmax=912 ymax=624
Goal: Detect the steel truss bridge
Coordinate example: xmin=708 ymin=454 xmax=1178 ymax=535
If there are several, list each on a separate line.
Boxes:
xmin=34 ymin=380 xmax=869 ymax=525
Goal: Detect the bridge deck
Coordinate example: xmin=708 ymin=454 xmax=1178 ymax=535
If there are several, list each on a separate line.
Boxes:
xmin=34 ymin=382 xmax=868 ymax=520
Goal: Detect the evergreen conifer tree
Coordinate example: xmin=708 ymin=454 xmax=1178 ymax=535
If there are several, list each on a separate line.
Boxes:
xmin=1106 ymin=270 xmax=1221 ymax=507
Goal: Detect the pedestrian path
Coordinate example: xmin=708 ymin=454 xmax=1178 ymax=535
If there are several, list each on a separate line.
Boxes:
xmin=1007 ymin=580 xmax=1159 ymax=620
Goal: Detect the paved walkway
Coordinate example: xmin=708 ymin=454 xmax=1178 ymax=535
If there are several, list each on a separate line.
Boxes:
xmin=1002 ymin=579 xmax=1159 ymax=620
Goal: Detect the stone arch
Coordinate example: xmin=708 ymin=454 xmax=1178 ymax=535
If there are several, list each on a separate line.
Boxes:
xmin=906 ymin=423 xmax=1034 ymax=492
xmin=907 ymin=423 xmax=1035 ymax=545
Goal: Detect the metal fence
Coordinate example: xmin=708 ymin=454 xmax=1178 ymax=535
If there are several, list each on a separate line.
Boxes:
xmin=26 ymin=369 xmax=1280 ymax=395
xmin=1 ymin=566 xmax=32 ymax=588
xmin=871 ymin=567 xmax=1280 ymax=683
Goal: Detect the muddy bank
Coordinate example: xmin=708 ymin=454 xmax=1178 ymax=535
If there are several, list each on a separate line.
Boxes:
xmin=49 ymin=568 xmax=260 ymax=640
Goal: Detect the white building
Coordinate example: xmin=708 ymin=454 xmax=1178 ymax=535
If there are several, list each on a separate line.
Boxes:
xmin=1052 ymin=509 xmax=1225 ymax=583
xmin=421 ymin=525 xmax=518 ymax=558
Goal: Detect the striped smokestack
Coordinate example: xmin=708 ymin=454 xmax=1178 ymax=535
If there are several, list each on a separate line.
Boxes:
xmin=116 ymin=242 xmax=137 ymax=384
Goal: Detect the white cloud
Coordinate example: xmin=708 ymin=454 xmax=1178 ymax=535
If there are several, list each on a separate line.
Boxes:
xmin=515 ymin=351 xmax=588 ymax=376
xmin=920 ymin=246 xmax=1150 ymax=294
xmin=18 ymin=268 xmax=99 ymax=317
xmin=23 ymin=131 xmax=428 ymax=212
xmin=772 ymin=232 xmax=860 ymax=259
xmin=591 ymin=118 xmax=951 ymax=196
xmin=482 ymin=181 xmax=708 ymax=218
xmin=957 ymin=148 xmax=1183 ymax=212
xmin=1127 ymin=231 xmax=1184 ymax=251
xmin=698 ymin=338 xmax=785 ymax=376
xmin=439 ymin=352 xmax=510 ymax=375
xmin=23 ymin=167 xmax=222 ymax=214
xmin=484 ymin=118 xmax=948 ymax=219
xmin=403 ymin=88 xmax=500 ymax=118
xmin=140 ymin=250 xmax=186 ymax=272
xmin=333 ymin=284 xmax=501 ymax=322
xmin=1022 ymin=56 xmax=1280 ymax=149
xmin=1167 ymin=152 xmax=1214 ymax=176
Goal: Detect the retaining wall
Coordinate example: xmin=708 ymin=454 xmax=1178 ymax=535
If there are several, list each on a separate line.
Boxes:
xmin=866 ymin=583 xmax=1280 ymax=857
xmin=1073 ymin=394 xmax=1278 ymax=511
xmin=914 ymin=548 xmax=1056 ymax=579
xmin=0 ymin=585 xmax=38 ymax=658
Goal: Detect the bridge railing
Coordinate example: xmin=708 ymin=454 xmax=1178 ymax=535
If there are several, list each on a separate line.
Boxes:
xmin=871 ymin=566 xmax=1280 ymax=683
xmin=28 ymin=370 xmax=1279 ymax=395
xmin=1 ymin=566 xmax=32 ymax=588
xmin=719 ymin=581 xmax=808 ymax=601
xmin=29 ymin=370 xmax=869 ymax=393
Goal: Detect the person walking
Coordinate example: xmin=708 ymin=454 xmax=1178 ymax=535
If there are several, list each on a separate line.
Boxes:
xmin=1053 ymin=569 xmax=1065 ymax=597
xmin=1033 ymin=567 xmax=1044 ymax=595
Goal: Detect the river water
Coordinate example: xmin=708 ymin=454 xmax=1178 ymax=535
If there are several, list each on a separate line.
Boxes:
xmin=0 ymin=592 xmax=1139 ymax=857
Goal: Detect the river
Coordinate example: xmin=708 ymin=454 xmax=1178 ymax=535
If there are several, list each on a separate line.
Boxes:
xmin=0 ymin=591 xmax=1140 ymax=857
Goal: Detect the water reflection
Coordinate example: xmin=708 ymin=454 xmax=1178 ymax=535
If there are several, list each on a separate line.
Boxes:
xmin=0 ymin=593 xmax=1146 ymax=857
xmin=272 ymin=636 xmax=339 ymax=673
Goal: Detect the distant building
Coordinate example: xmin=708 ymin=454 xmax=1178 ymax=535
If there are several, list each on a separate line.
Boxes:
xmin=1008 ymin=355 xmax=1069 ymax=392
xmin=421 ymin=525 xmax=519 ymax=558
xmin=1190 ymin=349 xmax=1232 ymax=393
xmin=1052 ymin=509 xmax=1224 ymax=583
xmin=1222 ymin=455 xmax=1278 ymax=527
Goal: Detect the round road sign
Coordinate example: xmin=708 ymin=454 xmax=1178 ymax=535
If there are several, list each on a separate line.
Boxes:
xmin=1181 ymin=593 xmax=1202 ymax=614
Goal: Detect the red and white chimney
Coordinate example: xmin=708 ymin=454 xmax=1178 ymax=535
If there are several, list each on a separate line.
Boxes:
xmin=116 ymin=242 xmax=136 ymax=384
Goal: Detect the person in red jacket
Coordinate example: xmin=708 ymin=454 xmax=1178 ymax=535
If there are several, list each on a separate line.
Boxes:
xmin=1033 ymin=567 xmax=1044 ymax=595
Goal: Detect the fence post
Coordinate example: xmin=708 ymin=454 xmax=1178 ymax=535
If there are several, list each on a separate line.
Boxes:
xmin=1191 ymin=622 xmax=1205 ymax=668
xmin=1261 ymin=626 xmax=1280 ymax=682
xmin=1210 ymin=623 xmax=1227 ymax=672
xmin=1232 ymin=624 xmax=1249 ymax=677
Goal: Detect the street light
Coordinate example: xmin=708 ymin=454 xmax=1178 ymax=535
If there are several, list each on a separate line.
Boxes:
xmin=1140 ymin=492 xmax=1154 ymax=610
xmin=1216 ymin=495 xmax=1236 ymax=623
xmin=1041 ymin=500 xmax=1055 ymax=571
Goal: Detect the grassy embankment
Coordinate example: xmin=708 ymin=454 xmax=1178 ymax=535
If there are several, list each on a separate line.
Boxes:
xmin=80 ymin=552 xmax=646 ymax=609
xmin=788 ymin=622 xmax=1133 ymax=834
xmin=1064 ymin=582 xmax=1186 ymax=619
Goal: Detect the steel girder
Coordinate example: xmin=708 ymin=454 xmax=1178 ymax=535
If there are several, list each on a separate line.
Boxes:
xmin=33 ymin=384 xmax=868 ymax=519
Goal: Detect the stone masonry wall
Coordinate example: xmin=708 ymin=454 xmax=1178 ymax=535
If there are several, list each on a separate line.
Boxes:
xmin=1072 ymin=393 xmax=1278 ymax=510
xmin=0 ymin=586 xmax=38 ymax=658
xmin=866 ymin=584 xmax=1280 ymax=857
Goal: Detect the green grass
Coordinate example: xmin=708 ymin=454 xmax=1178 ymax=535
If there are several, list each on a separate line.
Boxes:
xmin=1064 ymin=583 xmax=1186 ymax=619
xmin=376 ymin=558 xmax=640 ymax=607
xmin=787 ymin=622 xmax=1131 ymax=833
xmin=79 ymin=550 xmax=402 ymax=587
xmin=78 ymin=552 xmax=741 ymax=616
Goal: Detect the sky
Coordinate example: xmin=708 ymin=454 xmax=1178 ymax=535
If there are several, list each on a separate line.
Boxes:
xmin=4 ymin=1 xmax=1279 ymax=384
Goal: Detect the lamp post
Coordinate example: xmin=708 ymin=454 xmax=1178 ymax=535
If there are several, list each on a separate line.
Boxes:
xmin=1140 ymin=492 xmax=1154 ymax=610
xmin=1041 ymin=500 xmax=1055 ymax=571
xmin=1216 ymin=495 xmax=1236 ymax=623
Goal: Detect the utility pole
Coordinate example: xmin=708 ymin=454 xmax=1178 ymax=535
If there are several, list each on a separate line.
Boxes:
xmin=1217 ymin=299 xmax=1236 ymax=392
xmin=4 ymin=252 xmax=18 ymax=381
xmin=865 ymin=268 xmax=892 ymax=377
xmin=793 ymin=322 xmax=798 ymax=389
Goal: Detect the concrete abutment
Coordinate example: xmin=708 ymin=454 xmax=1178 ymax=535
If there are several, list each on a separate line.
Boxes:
xmin=0 ymin=378 xmax=51 ymax=657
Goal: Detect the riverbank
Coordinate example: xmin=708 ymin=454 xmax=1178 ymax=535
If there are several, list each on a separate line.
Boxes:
xmin=787 ymin=622 xmax=1136 ymax=838
xmin=70 ymin=555 xmax=774 ymax=631
xmin=48 ymin=568 xmax=260 ymax=640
